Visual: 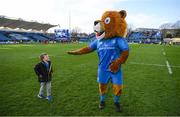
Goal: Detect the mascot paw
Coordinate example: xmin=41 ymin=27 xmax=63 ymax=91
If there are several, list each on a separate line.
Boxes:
xmin=67 ymin=51 xmax=78 ymax=55
xmin=109 ymin=61 xmax=120 ymax=73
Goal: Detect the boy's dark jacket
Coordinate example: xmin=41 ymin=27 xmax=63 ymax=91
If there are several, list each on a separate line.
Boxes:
xmin=34 ymin=61 xmax=53 ymax=82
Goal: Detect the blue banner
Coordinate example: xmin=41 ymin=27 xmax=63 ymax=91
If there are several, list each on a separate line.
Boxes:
xmin=54 ymin=29 xmax=70 ymax=39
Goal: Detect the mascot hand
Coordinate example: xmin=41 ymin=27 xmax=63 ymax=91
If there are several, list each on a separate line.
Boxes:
xmin=67 ymin=47 xmax=93 ymax=55
xmin=109 ymin=61 xmax=120 ymax=73
xmin=67 ymin=51 xmax=79 ymax=55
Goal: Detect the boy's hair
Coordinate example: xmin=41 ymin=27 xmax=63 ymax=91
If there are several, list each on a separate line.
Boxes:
xmin=39 ymin=53 xmax=48 ymax=61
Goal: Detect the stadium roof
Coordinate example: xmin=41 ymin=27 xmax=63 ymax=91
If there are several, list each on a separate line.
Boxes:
xmin=0 ymin=16 xmax=57 ymax=32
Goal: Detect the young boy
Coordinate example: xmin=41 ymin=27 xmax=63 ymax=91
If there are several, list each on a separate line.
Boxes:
xmin=34 ymin=53 xmax=53 ymax=101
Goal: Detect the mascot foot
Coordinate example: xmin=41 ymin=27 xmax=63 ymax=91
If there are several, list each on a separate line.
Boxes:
xmin=114 ymin=102 xmax=121 ymax=112
xmin=99 ymin=101 xmax=105 ymax=109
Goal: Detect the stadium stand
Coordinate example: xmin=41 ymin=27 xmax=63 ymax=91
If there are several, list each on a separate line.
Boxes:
xmin=0 ymin=16 xmax=57 ymax=43
xmin=0 ymin=30 xmax=52 ymax=43
xmin=127 ymin=28 xmax=162 ymax=44
xmin=2 ymin=16 xmax=178 ymax=45
xmin=0 ymin=31 xmax=11 ymax=41
xmin=0 ymin=16 xmax=56 ymax=31
xmin=25 ymin=33 xmax=48 ymax=41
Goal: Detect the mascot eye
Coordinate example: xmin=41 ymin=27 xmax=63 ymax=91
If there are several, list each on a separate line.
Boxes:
xmin=104 ymin=17 xmax=111 ymax=24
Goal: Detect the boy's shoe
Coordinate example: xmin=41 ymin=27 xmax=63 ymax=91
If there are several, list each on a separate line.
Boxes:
xmin=46 ymin=95 xmax=52 ymax=102
xmin=37 ymin=94 xmax=45 ymax=99
xmin=99 ymin=101 xmax=105 ymax=109
xmin=114 ymin=102 xmax=121 ymax=112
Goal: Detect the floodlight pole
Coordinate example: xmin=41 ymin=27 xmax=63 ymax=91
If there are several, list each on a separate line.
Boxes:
xmin=69 ymin=11 xmax=71 ymax=40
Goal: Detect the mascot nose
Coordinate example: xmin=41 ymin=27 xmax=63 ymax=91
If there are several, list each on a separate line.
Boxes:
xmin=94 ymin=21 xmax=99 ymax=26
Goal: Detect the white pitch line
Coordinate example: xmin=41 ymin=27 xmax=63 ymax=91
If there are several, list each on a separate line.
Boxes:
xmin=161 ymin=48 xmax=173 ymax=74
xmin=29 ymin=55 xmax=55 ymax=59
xmin=162 ymin=48 xmax=166 ymax=56
xmin=166 ymin=60 xmax=173 ymax=74
xmin=128 ymin=62 xmax=166 ymax=67
xmin=128 ymin=62 xmax=180 ymax=68
xmin=163 ymin=52 xmax=166 ymax=56
xmin=0 ymin=48 xmax=12 ymax=50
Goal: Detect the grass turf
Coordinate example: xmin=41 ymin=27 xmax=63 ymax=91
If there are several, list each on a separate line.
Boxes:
xmin=0 ymin=43 xmax=180 ymax=116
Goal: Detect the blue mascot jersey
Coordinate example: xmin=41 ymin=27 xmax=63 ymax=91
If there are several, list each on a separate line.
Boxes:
xmin=89 ymin=37 xmax=129 ymax=85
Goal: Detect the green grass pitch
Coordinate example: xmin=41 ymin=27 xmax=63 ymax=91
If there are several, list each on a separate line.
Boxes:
xmin=0 ymin=43 xmax=180 ymax=116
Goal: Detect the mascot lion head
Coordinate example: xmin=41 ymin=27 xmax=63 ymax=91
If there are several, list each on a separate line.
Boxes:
xmin=93 ymin=10 xmax=127 ymax=40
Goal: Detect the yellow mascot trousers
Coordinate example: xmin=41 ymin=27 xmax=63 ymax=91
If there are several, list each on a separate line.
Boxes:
xmin=99 ymin=83 xmax=123 ymax=96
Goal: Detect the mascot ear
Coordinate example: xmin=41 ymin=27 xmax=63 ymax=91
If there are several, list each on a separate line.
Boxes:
xmin=119 ymin=10 xmax=127 ymax=19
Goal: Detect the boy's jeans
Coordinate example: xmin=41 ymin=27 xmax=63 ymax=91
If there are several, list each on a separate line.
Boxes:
xmin=39 ymin=81 xmax=51 ymax=96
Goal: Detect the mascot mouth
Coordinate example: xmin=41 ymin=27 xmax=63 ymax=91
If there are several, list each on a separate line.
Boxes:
xmin=96 ymin=31 xmax=104 ymax=36
xmin=95 ymin=31 xmax=105 ymax=40
xmin=93 ymin=21 xmax=105 ymax=40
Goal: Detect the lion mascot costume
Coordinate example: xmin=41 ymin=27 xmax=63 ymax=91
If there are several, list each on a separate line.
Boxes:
xmin=68 ymin=10 xmax=129 ymax=112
